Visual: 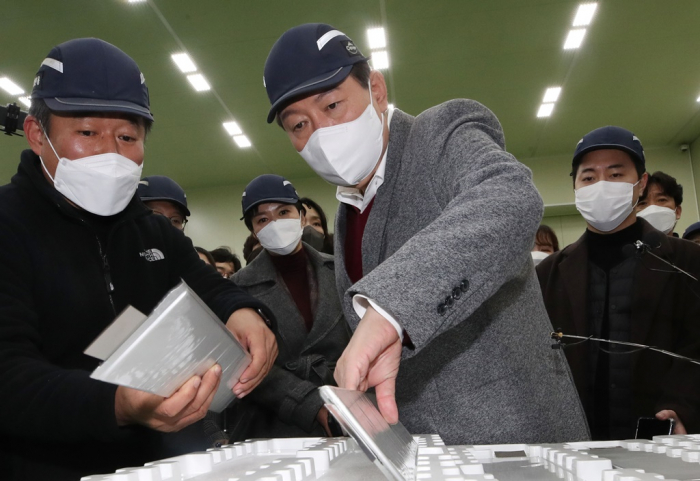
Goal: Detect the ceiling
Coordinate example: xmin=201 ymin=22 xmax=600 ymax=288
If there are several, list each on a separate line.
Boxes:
xmin=2 ymin=0 xmax=700 ymax=189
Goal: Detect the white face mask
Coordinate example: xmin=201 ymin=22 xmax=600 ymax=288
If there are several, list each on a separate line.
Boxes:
xmin=637 ymin=205 xmax=677 ymax=234
xmin=531 ymin=251 xmax=549 ymax=266
xmin=575 ymin=180 xmax=639 ymax=232
xmin=39 ymin=131 xmax=143 ymax=216
xmin=256 ymin=218 xmax=303 ymax=255
xmin=299 ymin=83 xmax=385 ymax=187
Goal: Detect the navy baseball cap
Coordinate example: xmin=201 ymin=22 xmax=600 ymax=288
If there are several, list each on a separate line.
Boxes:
xmin=683 ymin=221 xmax=700 ymax=240
xmin=264 ymin=23 xmax=369 ymax=123
xmin=572 ymin=126 xmax=645 ymax=175
xmin=138 ymin=176 xmax=190 ymax=216
xmin=31 ymin=38 xmax=153 ymax=121
xmin=241 ymin=174 xmax=299 ymax=218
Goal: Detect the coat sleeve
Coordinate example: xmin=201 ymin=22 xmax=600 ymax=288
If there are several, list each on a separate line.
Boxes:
xmin=245 ymin=365 xmax=325 ymax=433
xmin=0 ymin=225 xmax=128 ymax=444
xmin=349 ymin=100 xmax=542 ymax=355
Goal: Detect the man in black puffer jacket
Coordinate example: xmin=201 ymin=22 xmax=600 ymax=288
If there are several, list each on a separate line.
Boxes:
xmin=0 ymin=38 xmax=278 ymax=481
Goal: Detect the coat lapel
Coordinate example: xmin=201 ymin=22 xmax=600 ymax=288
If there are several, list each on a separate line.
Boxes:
xmin=558 ymin=235 xmax=590 ymax=336
xmin=302 ymin=247 xmax=344 ymax=353
xmin=362 ymin=110 xmax=414 ymax=274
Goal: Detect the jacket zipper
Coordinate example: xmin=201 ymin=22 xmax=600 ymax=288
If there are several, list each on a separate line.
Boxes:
xmin=96 ymin=236 xmax=117 ymax=316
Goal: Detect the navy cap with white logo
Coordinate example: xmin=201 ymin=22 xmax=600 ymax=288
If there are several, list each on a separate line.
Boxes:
xmin=572 ymin=126 xmax=645 ymax=174
xmin=241 ymin=174 xmax=299 ymax=218
xmin=31 ymin=38 xmax=153 ymax=121
xmin=138 ymin=176 xmax=190 ymax=216
xmin=264 ymin=23 xmax=369 ymax=123
xmin=683 ymin=221 xmax=700 ymax=240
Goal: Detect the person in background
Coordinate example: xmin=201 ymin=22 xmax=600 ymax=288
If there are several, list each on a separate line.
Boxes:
xmin=243 ymin=234 xmax=263 ymax=265
xmin=537 ymin=125 xmax=700 ymax=440
xmin=532 ymin=224 xmax=560 ymax=265
xmin=262 ymin=23 xmax=588 ymax=445
xmin=683 ymin=222 xmax=700 ymax=244
xmin=0 ymin=37 xmax=277 ymax=481
xmin=300 ymin=196 xmax=334 ymax=254
xmin=137 ymin=175 xmax=189 ymax=231
xmin=228 ymin=174 xmax=350 ymax=439
xmin=195 ymin=246 xmax=216 ymax=266
xmin=211 ymin=246 xmax=242 ymax=278
xmin=635 ymin=171 xmax=683 ymax=236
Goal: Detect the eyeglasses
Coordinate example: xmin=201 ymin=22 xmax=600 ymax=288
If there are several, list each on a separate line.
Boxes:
xmin=152 ymin=210 xmax=188 ymax=230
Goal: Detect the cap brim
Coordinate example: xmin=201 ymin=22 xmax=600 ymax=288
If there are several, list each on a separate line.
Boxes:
xmin=573 ymin=144 xmax=643 ymax=166
xmin=266 ymin=65 xmax=353 ymax=124
xmin=44 ymin=97 xmax=154 ymax=121
xmin=140 ymin=196 xmax=190 ymax=216
xmin=240 ymin=197 xmax=299 ymax=219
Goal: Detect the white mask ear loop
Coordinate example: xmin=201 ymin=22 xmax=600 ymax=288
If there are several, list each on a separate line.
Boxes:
xmin=38 ymin=124 xmax=59 ymax=183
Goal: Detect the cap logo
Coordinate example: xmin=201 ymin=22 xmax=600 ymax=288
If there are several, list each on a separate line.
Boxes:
xmin=41 ymin=58 xmax=63 ymax=73
xmin=345 ymin=41 xmax=358 ymax=55
xmin=33 ymin=75 xmax=41 ymax=88
xmin=317 ymin=29 xmax=345 ymax=50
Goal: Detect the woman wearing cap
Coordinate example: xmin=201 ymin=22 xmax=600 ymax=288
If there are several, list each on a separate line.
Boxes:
xmin=227 ymin=174 xmax=350 ymax=439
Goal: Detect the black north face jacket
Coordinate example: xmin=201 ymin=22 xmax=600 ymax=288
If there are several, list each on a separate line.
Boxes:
xmin=0 ymin=150 xmax=272 ymax=480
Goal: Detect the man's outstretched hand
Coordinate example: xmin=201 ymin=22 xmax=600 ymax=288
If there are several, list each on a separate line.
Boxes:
xmin=334 ymin=305 xmax=402 ymax=424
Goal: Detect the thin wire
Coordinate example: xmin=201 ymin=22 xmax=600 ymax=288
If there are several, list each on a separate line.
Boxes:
xmin=551 ymin=332 xmax=700 ymax=366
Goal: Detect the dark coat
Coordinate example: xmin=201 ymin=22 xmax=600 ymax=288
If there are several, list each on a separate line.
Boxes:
xmin=536 ymin=219 xmax=700 ymax=435
xmin=334 ymin=101 xmax=590 ymax=445
xmin=0 ymin=151 xmax=272 ymax=481
xmin=229 ymin=245 xmax=350 ymax=439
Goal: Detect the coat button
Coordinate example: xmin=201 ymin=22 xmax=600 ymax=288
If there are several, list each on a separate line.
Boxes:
xmin=445 ymin=296 xmax=454 ymax=307
xmin=437 ymin=303 xmax=447 ymax=315
xmin=452 ymin=287 xmax=461 ymax=300
xmin=460 ymin=279 xmax=469 ymax=292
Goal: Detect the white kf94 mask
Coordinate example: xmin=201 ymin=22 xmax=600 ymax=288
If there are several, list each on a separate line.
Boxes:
xmin=39 ymin=131 xmax=143 ymax=216
xmin=256 ymin=218 xmax=303 ymax=255
xmin=637 ymin=204 xmax=677 ymax=234
xmin=575 ymin=180 xmax=640 ymax=232
xmin=299 ymin=82 xmax=385 ymax=187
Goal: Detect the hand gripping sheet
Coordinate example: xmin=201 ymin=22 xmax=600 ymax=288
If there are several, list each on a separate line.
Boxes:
xmin=85 ymin=280 xmax=251 ymax=412
xmin=319 ymin=386 xmax=417 ymax=481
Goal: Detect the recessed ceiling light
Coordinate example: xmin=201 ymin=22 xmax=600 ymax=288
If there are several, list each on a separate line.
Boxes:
xmin=367 ymin=27 xmax=387 ymax=50
xmin=0 ymin=77 xmax=24 ymax=96
xmin=542 ymin=87 xmax=562 ymax=103
xmin=18 ymin=96 xmax=31 ymax=108
xmin=371 ymin=50 xmax=389 ymax=70
xmin=186 ymin=74 xmax=210 ymax=91
xmin=563 ymin=28 xmax=587 ymax=49
xmin=233 ymin=135 xmax=252 ymax=148
xmin=537 ymin=103 xmax=555 ymax=118
xmin=171 ymin=53 xmax=197 ymax=73
xmin=223 ymin=121 xmax=242 ymax=136
xmin=573 ymin=3 xmax=598 ymax=27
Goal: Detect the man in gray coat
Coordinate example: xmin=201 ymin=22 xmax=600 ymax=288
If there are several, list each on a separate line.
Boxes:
xmin=262 ymin=23 xmax=589 ymax=444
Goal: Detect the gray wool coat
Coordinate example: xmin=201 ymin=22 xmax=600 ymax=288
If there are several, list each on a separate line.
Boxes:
xmin=229 ymin=244 xmax=351 ymax=439
xmin=335 ymin=100 xmax=590 ymax=445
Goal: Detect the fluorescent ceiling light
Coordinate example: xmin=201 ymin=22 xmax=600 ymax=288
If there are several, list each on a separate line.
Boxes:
xmin=367 ymin=27 xmax=386 ymax=50
xmin=128 ymin=0 xmax=147 ymax=3
xmin=573 ymin=3 xmax=598 ymax=27
xmin=233 ymin=135 xmax=252 ymax=148
xmin=371 ymin=50 xmax=390 ymax=70
xmin=0 ymin=77 xmax=24 ymax=96
xmin=18 ymin=96 xmax=31 ymax=108
xmin=563 ymin=28 xmax=587 ymax=49
xmin=223 ymin=121 xmax=242 ymax=136
xmin=171 ymin=53 xmax=197 ymax=73
xmin=537 ymin=103 xmax=555 ymax=118
xmin=542 ymin=87 xmax=562 ymax=103
xmin=697 ymin=95 xmax=700 ymax=103
xmin=186 ymin=74 xmax=210 ymax=91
